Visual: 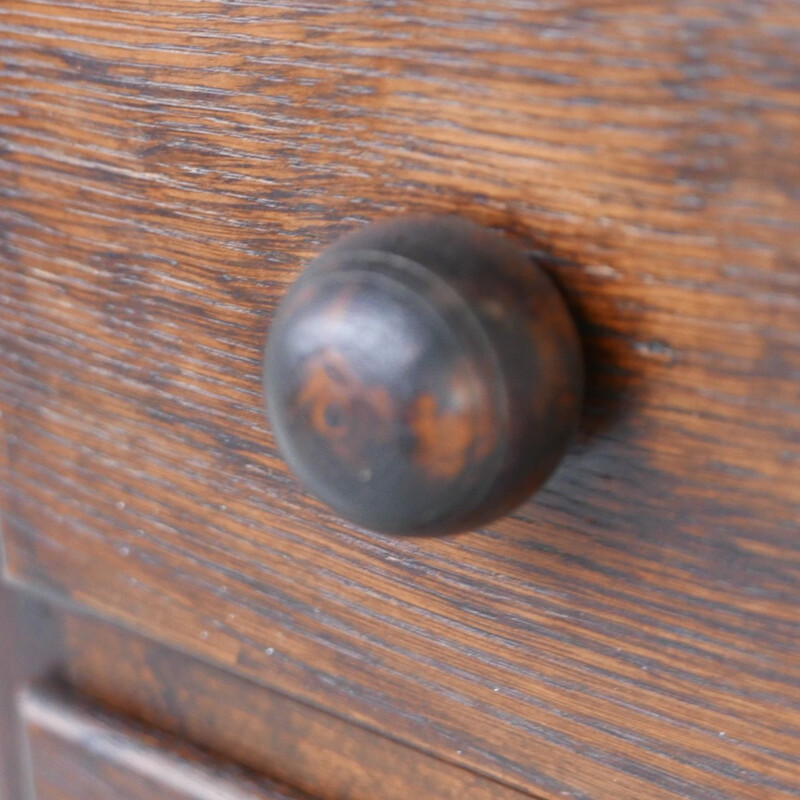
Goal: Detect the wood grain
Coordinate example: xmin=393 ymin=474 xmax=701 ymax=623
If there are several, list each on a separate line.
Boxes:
xmin=20 ymin=686 xmax=311 ymax=800
xmin=61 ymin=605 xmax=535 ymax=800
xmin=0 ymin=589 xmax=527 ymax=800
xmin=1 ymin=2 xmax=799 ymax=800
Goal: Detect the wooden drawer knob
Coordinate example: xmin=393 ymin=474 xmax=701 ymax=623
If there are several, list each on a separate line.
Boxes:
xmin=264 ymin=215 xmax=583 ymax=535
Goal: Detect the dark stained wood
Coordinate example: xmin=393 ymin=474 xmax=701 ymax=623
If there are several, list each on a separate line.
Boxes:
xmin=1 ymin=2 xmax=799 ymax=800
xmin=61 ymin=605 xmax=536 ymax=800
xmin=266 ymin=214 xmax=583 ymax=535
xmin=1 ymin=589 xmax=526 ymax=800
xmin=20 ymin=686 xmax=311 ymax=800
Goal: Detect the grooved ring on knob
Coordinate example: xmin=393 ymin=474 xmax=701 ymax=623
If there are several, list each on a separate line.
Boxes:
xmin=264 ymin=215 xmax=584 ymax=536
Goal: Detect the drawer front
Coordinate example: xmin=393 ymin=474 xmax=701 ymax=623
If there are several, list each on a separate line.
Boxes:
xmin=2 ymin=2 xmax=799 ymax=800
xmin=20 ymin=688 xmax=306 ymax=800
xmin=3 ymin=587 xmax=521 ymax=800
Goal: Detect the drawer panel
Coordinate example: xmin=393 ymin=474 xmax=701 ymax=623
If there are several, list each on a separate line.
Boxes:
xmin=20 ymin=688 xmax=308 ymax=800
xmin=2 ymin=588 xmax=525 ymax=800
xmin=59 ymin=605 xmax=527 ymax=800
xmin=2 ymin=2 xmax=799 ymax=800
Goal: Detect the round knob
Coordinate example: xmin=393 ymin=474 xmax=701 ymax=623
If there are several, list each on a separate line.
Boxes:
xmin=264 ymin=215 xmax=583 ymax=535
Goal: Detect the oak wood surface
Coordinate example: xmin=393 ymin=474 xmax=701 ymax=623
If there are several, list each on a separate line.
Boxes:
xmin=1 ymin=589 xmax=519 ymax=800
xmin=1 ymin=2 xmax=799 ymax=800
xmin=20 ymin=686 xmax=311 ymax=800
xmin=60 ymin=603 xmax=535 ymax=800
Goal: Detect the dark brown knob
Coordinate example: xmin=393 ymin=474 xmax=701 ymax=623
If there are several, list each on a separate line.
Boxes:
xmin=264 ymin=215 xmax=583 ymax=535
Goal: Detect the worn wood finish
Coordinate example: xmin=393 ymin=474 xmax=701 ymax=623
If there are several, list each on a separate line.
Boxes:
xmin=61 ymin=606 xmax=535 ymax=800
xmin=20 ymin=687 xmax=311 ymax=800
xmin=0 ymin=590 xmax=522 ymax=800
xmin=266 ymin=214 xmax=583 ymax=535
xmin=1 ymin=2 xmax=799 ymax=799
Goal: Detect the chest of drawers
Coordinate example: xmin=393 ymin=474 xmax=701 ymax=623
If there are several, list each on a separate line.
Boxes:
xmin=1 ymin=3 xmax=799 ymax=799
